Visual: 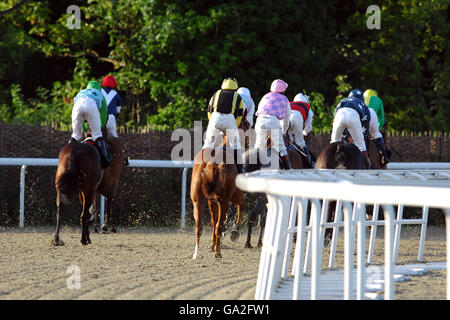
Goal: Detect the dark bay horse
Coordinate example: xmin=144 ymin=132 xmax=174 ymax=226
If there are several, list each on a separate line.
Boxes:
xmin=243 ymin=136 xmax=308 ymax=248
xmin=92 ymin=136 xmax=128 ymax=233
xmin=315 ymin=138 xmax=383 ymax=243
xmin=53 ymin=140 xmax=103 ymax=245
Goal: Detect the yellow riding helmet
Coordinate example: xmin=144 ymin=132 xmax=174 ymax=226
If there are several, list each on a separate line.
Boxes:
xmin=221 ymin=77 xmax=238 ymax=90
xmin=364 ymin=89 xmax=378 ymax=106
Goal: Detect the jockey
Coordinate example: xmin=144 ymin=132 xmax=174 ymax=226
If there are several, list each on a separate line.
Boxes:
xmin=69 ymin=81 xmax=110 ymax=169
xmin=254 ymin=79 xmax=292 ymax=170
xmin=202 ymin=77 xmax=245 ymax=173
xmin=364 ymin=89 xmax=389 ymax=164
xmin=101 ymin=75 xmax=122 ymax=138
xmin=289 ymin=93 xmax=314 ymax=167
xmin=364 ymin=89 xmax=385 ymax=130
xmin=331 ymin=89 xmax=372 ymax=168
xmin=237 ymin=87 xmax=255 ymax=128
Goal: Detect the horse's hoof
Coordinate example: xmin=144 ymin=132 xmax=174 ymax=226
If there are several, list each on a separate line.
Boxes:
xmin=111 ymin=227 xmax=117 ymax=233
xmin=87 ymin=238 xmax=92 ymax=244
xmin=51 ymin=238 xmax=65 ymax=246
xmin=230 ymin=231 xmax=239 ymax=242
xmin=214 ymin=252 xmax=222 ymax=258
xmin=257 ymin=241 xmax=263 ymax=248
xmin=101 ymin=227 xmax=110 ymax=234
xmin=94 ymin=226 xmax=99 ymax=233
xmin=81 ymin=239 xmax=89 ymax=245
xmin=245 ymin=242 xmax=252 ymax=249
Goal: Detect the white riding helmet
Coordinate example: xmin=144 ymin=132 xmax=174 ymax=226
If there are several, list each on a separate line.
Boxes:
xmin=293 ymin=93 xmax=309 ymax=104
xmin=237 ymin=87 xmax=251 ymax=97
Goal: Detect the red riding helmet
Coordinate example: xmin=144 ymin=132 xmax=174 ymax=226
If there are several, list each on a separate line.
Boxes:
xmin=102 ymin=75 xmax=118 ymax=88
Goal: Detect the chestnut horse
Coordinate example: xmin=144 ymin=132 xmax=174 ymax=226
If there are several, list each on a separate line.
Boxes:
xmin=92 ymin=136 xmax=128 ymax=233
xmin=191 ymin=111 xmax=249 ymax=259
xmin=191 ymin=148 xmax=245 ymax=259
xmin=53 ymin=139 xmax=103 ymax=245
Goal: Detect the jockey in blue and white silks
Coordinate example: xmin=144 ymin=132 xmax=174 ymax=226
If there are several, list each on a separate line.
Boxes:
xmin=331 ymin=89 xmax=385 ymax=168
xmin=101 ymin=75 xmax=122 ymax=138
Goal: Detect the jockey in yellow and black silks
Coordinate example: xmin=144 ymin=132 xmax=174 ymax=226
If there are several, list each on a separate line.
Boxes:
xmin=203 ymin=77 xmax=245 ymax=173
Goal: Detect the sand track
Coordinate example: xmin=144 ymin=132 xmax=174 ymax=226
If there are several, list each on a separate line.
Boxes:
xmin=0 ymin=225 xmax=447 ymax=300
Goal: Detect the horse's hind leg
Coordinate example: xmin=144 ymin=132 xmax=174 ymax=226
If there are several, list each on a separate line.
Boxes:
xmin=192 ymin=199 xmax=205 ymax=259
xmin=258 ymin=201 xmax=267 ymax=248
xmin=80 ymin=192 xmax=92 ymax=245
xmin=214 ymin=201 xmax=229 ymax=258
xmin=106 ymin=196 xmax=117 ymax=233
xmin=245 ymin=196 xmax=264 ymax=248
xmin=52 ymin=191 xmax=65 ymax=246
xmin=92 ymin=194 xmax=100 ymax=233
xmin=208 ymin=200 xmax=219 ymax=252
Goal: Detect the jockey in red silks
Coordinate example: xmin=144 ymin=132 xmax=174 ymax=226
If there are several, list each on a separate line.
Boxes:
xmin=289 ymin=93 xmax=315 ymax=167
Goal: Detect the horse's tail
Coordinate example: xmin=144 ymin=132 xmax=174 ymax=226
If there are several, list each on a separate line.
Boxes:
xmin=201 ymin=162 xmax=225 ymax=198
xmin=56 ymin=151 xmax=82 ymax=205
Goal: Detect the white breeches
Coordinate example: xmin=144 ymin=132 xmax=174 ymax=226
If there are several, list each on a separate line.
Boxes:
xmin=71 ymin=96 xmax=102 ymax=141
xmin=106 ymin=114 xmax=119 ymax=138
xmin=289 ymin=110 xmax=306 ymax=147
xmin=202 ymin=112 xmax=241 ymax=150
xmin=254 ymin=115 xmax=288 ymax=156
xmin=331 ymin=108 xmax=366 ymax=152
xmin=368 ymin=108 xmax=382 ymax=139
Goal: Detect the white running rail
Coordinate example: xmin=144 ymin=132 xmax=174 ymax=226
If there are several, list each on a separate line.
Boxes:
xmin=0 ymin=158 xmax=193 ymax=228
xmin=236 ymin=168 xmax=450 ymax=300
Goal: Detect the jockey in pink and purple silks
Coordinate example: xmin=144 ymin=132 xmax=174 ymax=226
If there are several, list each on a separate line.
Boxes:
xmin=254 ymin=79 xmax=292 ymax=169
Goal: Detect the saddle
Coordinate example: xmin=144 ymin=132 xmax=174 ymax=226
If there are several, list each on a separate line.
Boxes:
xmin=82 ymin=138 xmax=110 ymax=168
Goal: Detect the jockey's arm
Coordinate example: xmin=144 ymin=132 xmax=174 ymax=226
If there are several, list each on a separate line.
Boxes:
xmin=99 ymin=96 xmax=108 ymax=128
xmin=378 ymin=99 xmax=385 ymax=130
xmin=303 ymin=108 xmax=314 ymax=136
xmin=280 ymin=102 xmax=291 ymax=134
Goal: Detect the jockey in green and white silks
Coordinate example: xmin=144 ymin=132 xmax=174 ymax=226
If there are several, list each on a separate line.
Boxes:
xmin=69 ymin=81 xmax=110 ymax=169
xmin=364 ymin=89 xmax=385 ymax=130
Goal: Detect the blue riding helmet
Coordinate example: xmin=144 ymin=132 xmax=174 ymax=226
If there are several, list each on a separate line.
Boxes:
xmin=348 ymin=89 xmax=365 ymax=102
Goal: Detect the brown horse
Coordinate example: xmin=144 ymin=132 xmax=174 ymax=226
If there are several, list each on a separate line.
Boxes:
xmin=53 ymin=139 xmax=103 ymax=245
xmin=191 ymin=111 xmax=249 ymax=259
xmin=191 ymin=148 xmax=245 ymax=258
xmin=92 ymin=136 xmax=128 ymax=233
xmin=243 ymin=136 xmax=307 ymax=248
xmin=315 ymin=138 xmax=383 ymax=243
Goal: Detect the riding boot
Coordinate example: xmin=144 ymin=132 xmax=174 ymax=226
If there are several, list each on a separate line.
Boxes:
xmin=299 ymin=144 xmax=315 ymax=168
xmin=96 ymin=137 xmax=111 ymax=169
xmin=233 ymin=149 xmax=245 ymax=174
xmin=374 ymin=137 xmax=390 ymax=165
xmin=280 ymin=155 xmax=292 ymax=170
xmin=68 ymin=137 xmax=78 ymax=144
xmin=361 ymin=151 xmax=372 ymax=169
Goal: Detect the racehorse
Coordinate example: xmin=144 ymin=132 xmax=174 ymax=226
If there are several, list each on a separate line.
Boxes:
xmin=315 ymin=137 xmax=384 ymax=243
xmin=53 ymin=139 xmax=103 ymax=245
xmin=243 ymin=135 xmax=308 ymax=248
xmin=190 ymin=111 xmax=249 ymax=259
xmin=91 ymin=136 xmax=128 ymax=233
